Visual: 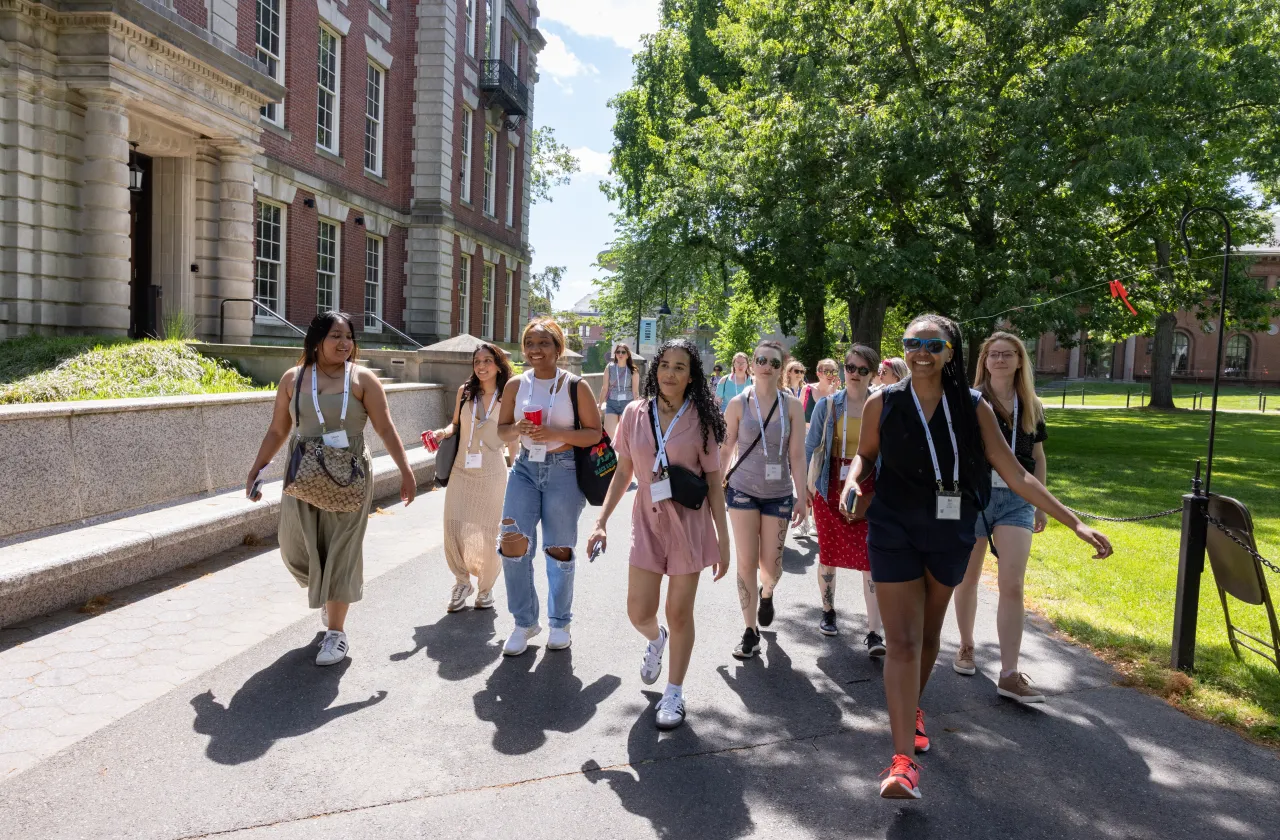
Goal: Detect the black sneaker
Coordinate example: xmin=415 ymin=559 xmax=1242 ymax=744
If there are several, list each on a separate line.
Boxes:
xmin=865 ymin=631 xmax=887 ymax=658
xmin=819 ymin=610 xmax=838 ymax=636
xmin=733 ymin=627 xmax=761 ymax=660
xmin=757 ymin=588 xmax=775 ymax=627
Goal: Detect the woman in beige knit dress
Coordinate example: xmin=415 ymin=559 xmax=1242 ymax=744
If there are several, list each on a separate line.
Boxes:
xmin=246 ymin=311 xmax=418 ymax=666
xmin=428 ymin=342 xmax=513 ymax=613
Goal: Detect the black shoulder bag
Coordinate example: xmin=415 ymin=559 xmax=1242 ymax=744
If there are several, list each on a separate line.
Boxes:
xmin=567 ymin=374 xmax=617 ymax=506
xmin=723 ymin=392 xmax=779 ymax=489
xmin=433 ymin=393 xmax=463 ymax=489
xmin=647 ymin=400 xmax=708 ymax=510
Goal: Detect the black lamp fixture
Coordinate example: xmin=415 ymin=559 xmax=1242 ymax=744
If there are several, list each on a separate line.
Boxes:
xmin=354 ymin=215 xmax=365 ymax=226
xmin=840 ymin=322 xmax=850 ymax=343
xmin=127 ymin=143 xmax=144 ymax=193
xmin=303 ymin=197 xmax=316 ymax=208
xmin=657 ymin=299 xmax=672 ymax=316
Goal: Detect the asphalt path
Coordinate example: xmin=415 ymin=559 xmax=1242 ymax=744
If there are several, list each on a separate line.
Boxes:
xmin=3 ymin=482 xmax=1278 ymax=839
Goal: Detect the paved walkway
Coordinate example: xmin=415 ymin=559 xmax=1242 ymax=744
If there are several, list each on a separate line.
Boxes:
xmin=2 ymin=485 xmax=1278 ymax=839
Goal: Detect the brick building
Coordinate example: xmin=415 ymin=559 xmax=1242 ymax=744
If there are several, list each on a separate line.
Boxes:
xmin=0 ymin=0 xmax=542 ymax=346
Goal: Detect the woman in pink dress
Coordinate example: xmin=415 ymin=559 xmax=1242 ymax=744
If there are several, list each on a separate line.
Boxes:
xmin=587 ymin=338 xmax=731 ymax=730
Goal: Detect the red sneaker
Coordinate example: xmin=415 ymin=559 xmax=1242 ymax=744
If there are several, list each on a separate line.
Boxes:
xmin=914 ymin=707 xmax=930 ymax=754
xmin=879 ymin=754 xmax=922 ymax=799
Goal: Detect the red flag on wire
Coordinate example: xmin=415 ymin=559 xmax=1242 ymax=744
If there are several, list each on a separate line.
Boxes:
xmin=1109 ymin=280 xmax=1138 ymax=315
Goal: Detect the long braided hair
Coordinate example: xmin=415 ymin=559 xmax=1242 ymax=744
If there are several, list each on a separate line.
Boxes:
xmin=642 ymin=338 xmax=727 ymax=454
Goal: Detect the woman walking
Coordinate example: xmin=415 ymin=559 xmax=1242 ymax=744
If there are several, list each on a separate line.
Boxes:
xmin=600 ymin=343 xmax=640 ymax=440
xmin=840 ymin=314 xmax=1111 ymax=800
xmin=806 ymin=358 xmax=842 ymax=422
xmin=722 ymin=340 xmax=808 ymax=660
xmin=804 ymin=346 xmax=884 ymax=656
xmin=428 ymin=342 xmax=513 ymax=613
xmin=784 ymin=361 xmax=808 ymax=399
xmin=952 ymin=332 xmax=1049 ymax=702
xmin=495 ymin=318 xmax=604 ymax=656
xmin=245 ymin=311 xmax=418 ymax=666
xmin=587 ymin=338 xmax=731 ymax=730
xmin=877 ymin=358 xmax=909 ymax=387
xmin=715 ymin=352 xmax=750 ymax=411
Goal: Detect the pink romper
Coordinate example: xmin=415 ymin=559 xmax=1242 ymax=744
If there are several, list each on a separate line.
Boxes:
xmin=615 ymin=400 xmax=723 ymax=576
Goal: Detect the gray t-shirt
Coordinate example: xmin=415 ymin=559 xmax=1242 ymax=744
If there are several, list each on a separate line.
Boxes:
xmin=728 ymin=387 xmax=795 ymax=500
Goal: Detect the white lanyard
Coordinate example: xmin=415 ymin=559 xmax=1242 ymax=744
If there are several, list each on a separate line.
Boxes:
xmin=1007 ymin=394 xmax=1018 ymax=453
xmin=910 ymin=386 xmax=960 ymax=492
xmin=311 ymin=361 xmax=351 ymax=434
xmin=750 ymin=386 xmax=787 ymax=461
xmin=840 ymin=397 xmax=850 ymax=460
xmin=650 ymin=399 xmax=690 ymax=474
xmin=467 ymin=390 xmax=500 ymax=453
xmin=528 ymin=370 xmax=565 ymax=414
xmin=613 ymin=365 xmax=628 ymax=393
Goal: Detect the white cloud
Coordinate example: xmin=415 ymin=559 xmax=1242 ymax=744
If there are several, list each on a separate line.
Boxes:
xmin=538 ymin=32 xmax=598 ymax=83
xmin=572 ymin=147 xmax=612 ymax=178
xmin=538 ymin=0 xmax=662 ymax=52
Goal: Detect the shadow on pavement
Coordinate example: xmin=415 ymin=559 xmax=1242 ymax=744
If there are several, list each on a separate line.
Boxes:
xmin=781 ymin=538 xmax=818 ymax=576
xmin=472 ymin=649 xmax=621 ymax=755
xmin=190 ymin=635 xmax=387 ymax=764
xmin=389 ymin=608 xmax=501 ymax=680
xmin=716 ymin=632 xmax=845 ymax=737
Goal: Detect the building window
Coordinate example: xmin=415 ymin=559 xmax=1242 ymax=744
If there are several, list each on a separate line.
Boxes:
xmin=460 ymin=107 xmax=472 ymax=203
xmin=485 ymin=0 xmax=496 ymax=58
xmin=365 ymin=235 xmax=383 ymax=331
xmin=511 ymin=37 xmax=521 ymax=76
xmin=1172 ymin=331 xmax=1191 ymax=375
xmin=505 ymin=144 xmax=516 ymax=226
xmin=482 ymin=263 xmax=495 ymax=340
xmin=255 ymin=201 xmax=284 ymax=315
xmin=1225 ymin=334 xmax=1251 ymax=377
xmin=317 ymin=220 xmax=339 ymax=313
xmin=465 ymin=0 xmax=476 ymax=58
xmin=364 ymin=63 xmax=384 ymax=175
xmin=316 ymin=27 xmax=340 ymax=152
xmin=458 ymin=254 xmax=471 ymax=335
xmin=483 ymin=127 xmax=496 ymax=215
xmin=256 ymin=0 xmax=285 ymax=124
xmin=505 ymin=268 xmax=514 ymax=342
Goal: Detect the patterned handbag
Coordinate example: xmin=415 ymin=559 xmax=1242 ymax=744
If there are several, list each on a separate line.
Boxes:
xmin=282 ymin=366 xmax=368 ymax=513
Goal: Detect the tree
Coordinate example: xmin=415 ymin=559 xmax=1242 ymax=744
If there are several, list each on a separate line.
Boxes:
xmin=711 ymin=277 xmax=775 ymax=365
xmin=530 ymin=126 xmax=580 ymax=205
xmin=530 ymin=266 xmax=565 ymax=317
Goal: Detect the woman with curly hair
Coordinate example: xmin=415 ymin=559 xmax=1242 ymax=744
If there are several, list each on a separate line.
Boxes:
xmin=587 ymin=338 xmax=731 ymax=730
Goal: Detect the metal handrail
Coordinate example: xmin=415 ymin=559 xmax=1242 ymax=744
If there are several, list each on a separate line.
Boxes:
xmin=219 ymin=298 xmax=305 ymax=344
xmin=363 ymin=312 xmax=423 ymax=349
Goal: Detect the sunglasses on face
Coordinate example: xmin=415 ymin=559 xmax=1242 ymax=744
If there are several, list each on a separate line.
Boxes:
xmin=845 ymin=364 xmax=872 ymax=376
xmin=819 ymin=368 xmax=838 ymax=377
xmin=902 ymin=337 xmax=952 ymax=354
xmin=754 ymin=356 xmax=782 ymax=370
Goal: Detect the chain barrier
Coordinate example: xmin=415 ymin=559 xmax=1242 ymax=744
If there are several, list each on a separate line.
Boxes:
xmin=1065 ymin=506 xmax=1182 ymax=523
xmin=1204 ymin=513 xmax=1280 ymax=576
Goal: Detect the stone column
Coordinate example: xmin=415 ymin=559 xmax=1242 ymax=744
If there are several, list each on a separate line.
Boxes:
xmin=215 ymin=142 xmax=257 ymax=344
xmin=151 ymin=157 xmax=197 ymax=335
xmin=79 ymin=89 xmax=132 ymax=334
xmin=193 ymin=149 xmax=222 ymax=340
xmin=1068 ymin=344 xmax=1081 ymax=379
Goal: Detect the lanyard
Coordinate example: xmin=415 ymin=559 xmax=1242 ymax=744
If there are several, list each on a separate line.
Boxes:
xmin=840 ymin=397 xmax=850 ymax=460
xmin=613 ymin=364 xmax=628 ymax=392
xmin=1007 ymin=394 xmax=1018 ymax=453
xmin=910 ymin=386 xmax=959 ymax=492
xmin=650 ymin=399 xmax=690 ymax=474
xmin=311 ymin=361 xmax=351 ymax=434
xmin=750 ymin=386 xmax=787 ymax=460
xmin=467 ymin=390 xmax=500 ymax=453
xmin=528 ymin=369 xmax=565 ymax=414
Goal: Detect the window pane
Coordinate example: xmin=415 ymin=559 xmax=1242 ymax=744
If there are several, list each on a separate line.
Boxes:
xmin=317 ymin=221 xmax=338 ymax=313
xmin=255 ymin=202 xmax=283 ymax=314
xmin=460 ymin=108 xmax=472 ymax=202
xmin=458 ymin=255 xmax=471 ymax=335
xmin=256 ymin=0 xmax=283 ymax=121
xmin=483 ymin=128 xmax=495 ymax=215
xmin=365 ymin=236 xmax=382 ymax=330
xmin=317 ymin=29 xmax=339 ymax=150
xmin=364 ymin=64 xmax=383 ymax=173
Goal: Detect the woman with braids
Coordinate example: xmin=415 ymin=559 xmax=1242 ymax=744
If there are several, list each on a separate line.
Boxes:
xmin=587 ymin=339 xmax=731 ymax=730
xmin=426 ymin=342 xmax=514 ymax=613
xmin=839 ymin=314 xmax=1111 ymax=800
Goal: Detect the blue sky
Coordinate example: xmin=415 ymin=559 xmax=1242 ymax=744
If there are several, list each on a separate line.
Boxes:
xmin=528 ymin=1 xmax=662 ymax=310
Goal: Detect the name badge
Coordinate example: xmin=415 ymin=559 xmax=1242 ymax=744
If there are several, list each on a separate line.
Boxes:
xmin=936 ymin=491 xmax=962 ymax=521
xmin=839 ymin=464 xmax=851 ymax=481
xmin=992 ymin=471 xmax=1008 ymax=489
xmin=612 ymin=391 xmax=626 ymax=401
xmin=465 ymin=452 xmax=483 ymax=470
xmin=765 ymin=463 xmax=783 ymax=482
xmin=322 ymin=430 xmax=349 ymax=449
xmin=651 ymin=475 xmax=673 ymax=503
xmin=528 ymin=444 xmax=547 ymax=462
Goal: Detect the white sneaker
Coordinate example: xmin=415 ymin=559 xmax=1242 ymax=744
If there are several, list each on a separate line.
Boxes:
xmin=320 ymin=603 xmax=329 ymax=628
xmin=447 ymin=582 xmax=475 ymax=613
xmin=547 ymin=625 xmax=572 ymax=651
xmin=316 ymin=630 xmax=348 ymax=666
xmin=474 ymin=590 xmax=495 ymax=610
xmin=655 ymin=691 xmax=685 ymax=730
xmin=503 ymin=624 xmax=542 ymax=656
xmin=641 ymin=626 xmax=668 ymax=685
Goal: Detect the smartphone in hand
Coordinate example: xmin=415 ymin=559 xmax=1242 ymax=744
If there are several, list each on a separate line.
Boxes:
xmin=249 ymin=469 xmax=266 ymax=502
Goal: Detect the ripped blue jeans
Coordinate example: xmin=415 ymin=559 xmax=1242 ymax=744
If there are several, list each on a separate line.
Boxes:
xmin=498 ymin=449 xmax=587 ymax=629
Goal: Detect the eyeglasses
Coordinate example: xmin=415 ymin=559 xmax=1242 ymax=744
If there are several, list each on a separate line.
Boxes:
xmin=845 ymin=364 xmax=872 ymax=376
xmin=902 ymin=337 xmax=952 ymax=354
xmin=987 ymin=351 xmax=1018 ymax=361
xmin=754 ymin=356 xmax=782 ymax=370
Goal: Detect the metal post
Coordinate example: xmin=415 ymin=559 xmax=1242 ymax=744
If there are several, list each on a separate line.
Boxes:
xmin=1172 ymin=461 xmax=1207 ymax=673
xmin=1127 ymin=389 xmax=1131 ymax=408
xmin=1061 ymin=389 xmax=1066 ymax=409
xmin=1081 ymin=387 xmax=1085 ymax=406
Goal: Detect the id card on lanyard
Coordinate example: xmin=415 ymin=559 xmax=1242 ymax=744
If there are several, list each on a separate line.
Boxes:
xmin=313 ymin=361 xmax=352 ymax=449
xmin=649 ymin=399 xmax=690 ymax=503
xmin=526 ymin=371 xmax=563 ymax=462
xmin=992 ymin=394 xmax=1016 ymax=489
xmin=910 ymin=387 xmax=962 ymax=520
xmin=466 ymin=391 xmax=499 ymax=469
xmin=752 ymin=387 xmax=787 ymax=482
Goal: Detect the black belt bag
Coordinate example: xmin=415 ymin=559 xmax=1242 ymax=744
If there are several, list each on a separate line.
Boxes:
xmin=649 ymin=401 xmax=708 ymax=510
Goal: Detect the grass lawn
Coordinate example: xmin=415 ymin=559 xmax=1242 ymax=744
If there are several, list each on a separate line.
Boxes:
xmin=1037 ymin=380 xmax=1280 ymax=412
xmin=1027 ymin=408 xmax=1280 ymax=744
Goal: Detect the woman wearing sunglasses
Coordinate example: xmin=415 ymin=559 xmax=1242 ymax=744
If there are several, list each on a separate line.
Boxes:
xmin=805 ymin=358 xmax=841 ymax=423
xmin=721 ymin=340 xmax=809 ymax=660
xmin=804 ymin=346 xmax=885 ymax=653
xmin=877 ymin=358 xmax=909 ymax=387
xmin=784 ymin=360 xmax=813 ymax=538
xmin=600 ymin=344 xmax=641 ymax=441
xmin=839 ymin=314 xmax=1111 ymax=800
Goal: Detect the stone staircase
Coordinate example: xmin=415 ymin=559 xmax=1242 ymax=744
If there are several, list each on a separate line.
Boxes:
xmin=363 ymin=366 xmax=397 ymax=385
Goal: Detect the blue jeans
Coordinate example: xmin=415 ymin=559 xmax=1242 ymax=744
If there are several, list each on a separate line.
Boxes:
xmin=499 ymin=449 xmax=587 ymax=629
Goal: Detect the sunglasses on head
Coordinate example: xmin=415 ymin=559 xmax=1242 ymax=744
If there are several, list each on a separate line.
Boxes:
xmin=845 ymin=363 xmax=872 ymax=376
xmin=902 ymin=337 xmax=952 ymax=354
xmin=754 ymin=355 xmax=782 ymax=370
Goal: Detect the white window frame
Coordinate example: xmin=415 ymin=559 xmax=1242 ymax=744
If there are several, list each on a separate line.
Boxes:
xmin=485 ymin=0 xmax=497 ymax=59
xmin=511 ymin=37 xmax=521 ymax=76
xmin=482 ymin=126 xmax=496 ymax=216
xmin=364 ymin=62 xmax=384 ymax=176
xmin=364 ymin=234 xmax=383 ymax=332
xmin=460 ymin=107 xmax=473 ymax=204
xmin=505 ymin=144 xmax=516 ymax=226
xmin=465 ymin=0 xmax=477 ymax=58
xmin=482 ymin=263 xmax=495 ymax=340
xmin=505 ymin=268 xmax=513 ymax=341
xmin=458 ymin=254 xmax=472 ymax=335
xmin=317 ymin=219 xmax=340 ymax=314
xmin=255 ymin=200 xmax=286 ymax=322
xmin=316 ymin=26 xmax=341 ymax=154
xmin=256 ymin=0 xmax=285 ymax=125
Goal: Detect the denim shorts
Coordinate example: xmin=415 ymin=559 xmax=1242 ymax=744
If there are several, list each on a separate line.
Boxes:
xmin=605 ymin=398 xmax=631 ymax=416
xmin=725 ymin=486 xmax=795 ymax=520
xmin=975 ymin=487 xmax=1035 ymax=537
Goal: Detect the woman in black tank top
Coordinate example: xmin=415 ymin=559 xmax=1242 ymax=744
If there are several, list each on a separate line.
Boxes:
xmin=839 ymin=314 xmax=1113 ymax=801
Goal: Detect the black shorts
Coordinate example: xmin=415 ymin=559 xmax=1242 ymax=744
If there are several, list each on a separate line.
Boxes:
xmin=866 ymin=500 xmax=975 ymax=587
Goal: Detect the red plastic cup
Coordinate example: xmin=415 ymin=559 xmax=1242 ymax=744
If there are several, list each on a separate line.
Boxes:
xmin=522 ymin=404 xmax=544 ymax=426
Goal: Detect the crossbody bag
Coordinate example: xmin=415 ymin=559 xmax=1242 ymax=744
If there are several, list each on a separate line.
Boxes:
xmin=646 ymin=400 xmax=708 ymax=510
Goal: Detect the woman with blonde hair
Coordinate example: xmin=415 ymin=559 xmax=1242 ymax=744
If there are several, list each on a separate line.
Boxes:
xmin=877 ymin=358 xmax=909 ymax=386
xmin=951 ymin=331 xmax=1050 ymax=703
xmin=715 ymin=352 xmax=751 ymax=411
xmin=805 ymin=358 xmax=841 ymax=422
xmin=600 ymin=343 xmax=641 ymax=440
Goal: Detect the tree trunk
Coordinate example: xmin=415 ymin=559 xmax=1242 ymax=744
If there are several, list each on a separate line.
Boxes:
xmin=1149 ymin=240 xmax=1177 ymax=409
xmin=801 ymin=292 xmax=825 ymax=373
xmin=848 ymin=291 xmax=888 ymax=353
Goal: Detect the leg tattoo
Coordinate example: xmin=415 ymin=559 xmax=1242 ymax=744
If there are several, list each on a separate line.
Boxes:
xmin=737 ymin=574 xmax=751 ymax=611
xmin=820 ymin=567 xmax=836 ymax=611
